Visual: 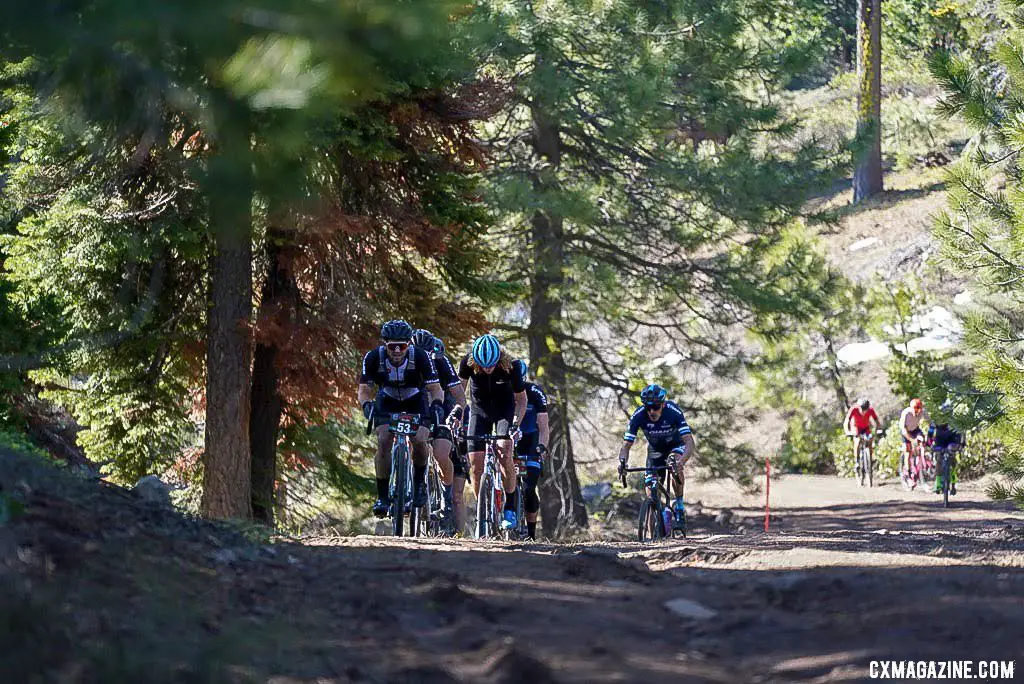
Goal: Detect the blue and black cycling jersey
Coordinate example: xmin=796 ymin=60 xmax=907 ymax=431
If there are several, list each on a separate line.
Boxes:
xmin=359 ymin=345 xmax=438 ymax=401
xmin=929 ymin=424 xmax=964 ymax=450
xmin=623 ymin=401 xmax=692 ymax=452
xmin=520 ymin=382 xmax=548 ymax=435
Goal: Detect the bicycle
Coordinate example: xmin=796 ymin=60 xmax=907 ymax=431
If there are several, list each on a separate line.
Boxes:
xmin=509 ymin=454 xmax=530 ymax=541
xmin=418 ymin=444 xmax=446 ymax=537
xmin=853 ymin=430 xmax=881 ymax=487
xmin=618 ymin=463 xmax=683 ymax=542
xmin=473 ymin=433 xmax=518 ymax=540
xmin=902 ymin=437 xmax=932 ymax=491
xmin=367 ymin=412 xmax=433 ymax=538
xmin=933 ymin=444 xmax=960 ymax=508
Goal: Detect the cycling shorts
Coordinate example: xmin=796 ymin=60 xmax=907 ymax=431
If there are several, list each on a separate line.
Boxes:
xmin=902 ymin=428 xmax=923 ymax=444
xmin=451 ymin=447 xmax=471 ymax=480
xmin=373 ymin=394 xmax=426 ymax=427
xmin=433 ymin=425 xmax=455 ymax=444
xmin=517 ymin=432 xmax=539 ymax=458
xmin=466 ymin=409 xmax=512 ymax=452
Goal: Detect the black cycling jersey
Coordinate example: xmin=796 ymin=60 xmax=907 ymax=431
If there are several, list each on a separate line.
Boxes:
xmin=433 ymin=353 xmax=462 ymax=414
xmin=457 ymin=354 xmax=525 ymax=418
xmin=359 ymin=345 xmax=438 ymax=400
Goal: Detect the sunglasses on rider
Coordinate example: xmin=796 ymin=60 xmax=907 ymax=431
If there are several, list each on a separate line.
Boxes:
xmin=645 ymin=402 xmax=664 ymax=411
xmin=385 ymin=341 xmax=409 ymax=352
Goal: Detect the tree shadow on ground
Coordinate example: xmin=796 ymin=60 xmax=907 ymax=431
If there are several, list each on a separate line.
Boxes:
xmin=813 ymin=180 xmax=947 ymax=232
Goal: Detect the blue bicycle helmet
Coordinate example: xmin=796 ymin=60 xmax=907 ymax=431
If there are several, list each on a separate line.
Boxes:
xmin=472 ymin=334 xmax=502 ymax=368
xmin=412 ymin=328 xmax=435 ymax=351
xmin=380 ymin=319 xmax=413 ymax=341
xmin=514 ymin=359 xmax=528 ymax=380
xmin=640 ymin=383 xmax=668 ymax=406
xmin=433 ymin=338 xmax=446 ymax=356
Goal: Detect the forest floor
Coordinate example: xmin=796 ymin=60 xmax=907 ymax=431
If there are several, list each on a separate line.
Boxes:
xmin=3 ymin=448 xmax=1023 ymax=683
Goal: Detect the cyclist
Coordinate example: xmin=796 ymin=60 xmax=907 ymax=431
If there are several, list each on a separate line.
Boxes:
xmin=513 ymin=360 xmax=549 ymax=541
xmin=898 ymin=398 xmax=931 ymax=479
xmin=617 ymin=384 xmax=697 ymax=528
xmin=929 ymin=401 xmax=965 ymax=495
xmin=458 ymin=334 xmax=527 ymax=531
xmin=357 ymin=320 xmax=445 ymax=518
xmin=413 ymin=329 xmax=468 ymax=533
xmin=844 ymin=398 xmax=880 ymax=474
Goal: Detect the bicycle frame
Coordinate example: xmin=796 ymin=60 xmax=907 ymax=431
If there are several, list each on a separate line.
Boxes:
xmin=934 ymin=445 xmax=959 ymax=508
xmin=854 ymin=432 xmax=875 ymax=487
xmin=385 ymin=412 xmax=420 ymax=537
xmin=904 ymin=438 xmax=930 ymax=490
xmin=474 ymin=434 xmax=514 ymax=539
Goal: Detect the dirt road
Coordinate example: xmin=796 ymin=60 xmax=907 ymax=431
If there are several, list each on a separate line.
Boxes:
xmin=281 ymin=475 xmax=1024 ymax=682
xmin=6 ymin=457 xmax=1023 ymax=683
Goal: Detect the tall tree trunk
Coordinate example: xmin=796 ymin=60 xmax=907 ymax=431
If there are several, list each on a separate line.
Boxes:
xmin=249 ymin=233 xmax=296 ymax=526
xmin=853 ymin=0 xmax=883 ymax=202
xmin=201 ymin=110 xmax=254 ymax=520
xmin=822 ymin=332 xmax=850 ymax=408
xmin=528 ymin=102 xmax=588 ymax=538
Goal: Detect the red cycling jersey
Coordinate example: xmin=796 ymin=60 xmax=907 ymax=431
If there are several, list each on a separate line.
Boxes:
xmin=847 ymin=406 xmax=878 ymax=432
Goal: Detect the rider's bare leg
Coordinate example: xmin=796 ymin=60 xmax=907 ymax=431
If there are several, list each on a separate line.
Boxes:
xmin=452 ymin=475 xmax=467 ymax=532
xmin=497 ymin=439 xmax=517 ymax=496
xmin=374 ymin=426 xmax=394 ymax=501
xmin=469 ymin=451 xmax=484 ymax=496
xmin=433 ymin=437 xmax=455 ymax=486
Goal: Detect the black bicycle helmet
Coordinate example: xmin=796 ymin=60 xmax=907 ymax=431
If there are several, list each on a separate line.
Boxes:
xmin=859 ymin=397 xmax=870 ymax=411
xmin=412 ymin=328 xmax=435 ymax=350
xmin=380 ymin=319 xmax=413 ymax=341
xmin=640 ymin=384 xmax=668 ymax=406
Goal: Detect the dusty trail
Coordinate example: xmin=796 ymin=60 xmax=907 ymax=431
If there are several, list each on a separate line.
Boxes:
xmin=280 ymin=475 xmax=1024 ymax=682
xmin=5 ymin=455 xmax=1024 ymax=683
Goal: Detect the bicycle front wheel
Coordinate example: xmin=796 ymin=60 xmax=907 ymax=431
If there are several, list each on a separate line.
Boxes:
xmin=476 ymin=470 xmax=494 ymax=539
xmin=637 ymin=499 xmax=664 ymax=543
xmin=425 ymin=463 xmax=443 ymax=537
xmin=391 ymin=442 xmax=408 ymax=538
xmin=942 ymin=455 xmax=951 ymax=508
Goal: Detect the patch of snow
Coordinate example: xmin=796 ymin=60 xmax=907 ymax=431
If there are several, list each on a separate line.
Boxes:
xmin=847 ymin=237 xmax=881 ymax=252
xmin=837 ymin=341 xmax=891 ymax=367
xmin=839 ymin=306 xmax=965 ymax=368
xmin=664 ymin=598 xmax=718 ymax=620
xmin=906 ymin=336 xmax=956 ymax=354
xmin=653 ymin=352 xmax=686 ymax=367
xmin=953 ymin=290 xmax=973 ymax=306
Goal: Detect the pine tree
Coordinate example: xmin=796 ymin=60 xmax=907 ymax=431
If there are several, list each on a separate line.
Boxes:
xmin=930 ymin=7 xmax=1024 ymax=507
xmin=481 ymin=0 xmax=841 ymax=534
xmin=0 ymin=0 xmax=491 ymax=518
